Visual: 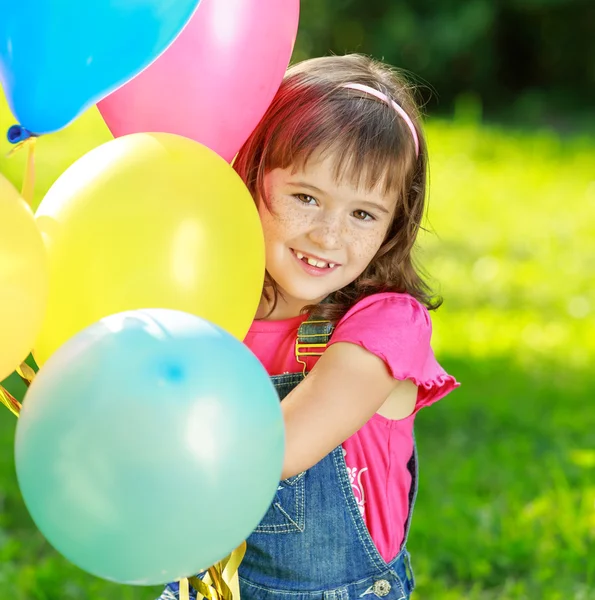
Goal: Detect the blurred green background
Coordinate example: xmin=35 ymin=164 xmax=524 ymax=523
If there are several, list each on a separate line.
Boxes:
xmin=1 ymin=1 xmax=594 ymax=599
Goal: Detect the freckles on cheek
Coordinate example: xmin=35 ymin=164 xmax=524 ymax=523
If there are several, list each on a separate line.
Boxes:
xmin=259 ymin=204 xmax=294 ymax=245
xmin=352 ymin=231 xmax=386 ymax=261
xmin=266 ymin=201 xmax=305 ymax=235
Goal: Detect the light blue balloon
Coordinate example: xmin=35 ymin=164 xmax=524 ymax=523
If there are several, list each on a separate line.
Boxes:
xmin=15 ymin=309 xmax=284 ymax=585
xmin=0 ymin=0 xmax=200 ymax=135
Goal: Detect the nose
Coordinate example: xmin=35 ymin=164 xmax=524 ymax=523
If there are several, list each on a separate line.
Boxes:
xmin=308 ymin=211 xmax=343 ymax=250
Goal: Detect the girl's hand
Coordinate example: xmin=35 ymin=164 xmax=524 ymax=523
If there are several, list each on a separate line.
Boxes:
xmin=280 ymin=342 xmax=417 ymax=479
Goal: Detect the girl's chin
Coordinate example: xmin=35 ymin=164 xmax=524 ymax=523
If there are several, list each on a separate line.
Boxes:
xmin=283 ymin=289 xmax=335 ymax=306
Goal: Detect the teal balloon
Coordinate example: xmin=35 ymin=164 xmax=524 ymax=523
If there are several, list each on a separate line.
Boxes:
xmin=15 ymin=309 xmax=284 ymax=585
xmin=0 ymin=0 xmax=200 ymax=135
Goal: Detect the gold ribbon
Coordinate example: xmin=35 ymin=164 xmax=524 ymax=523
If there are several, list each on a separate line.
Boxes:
xmin=180 ymin=577 xmax=190 ymax=600
xmin=0 ymin=360 xmax=36 ymax=418
xmin=0 ymin=385 xmax=21 ymax=418
xmin=181 ymin=541 xmax=246 ymax=600
xmin=16 ymin=362 xmax=36 ymax=388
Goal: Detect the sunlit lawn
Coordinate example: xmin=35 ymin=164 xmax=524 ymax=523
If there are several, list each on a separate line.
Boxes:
xmin=413 ymin=120 xmax=595 ymax=599
xmin=1 ymin=94 xmax=594 ymax=599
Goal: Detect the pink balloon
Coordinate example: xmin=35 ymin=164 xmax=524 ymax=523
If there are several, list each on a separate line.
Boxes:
xmin=97 ymin=0 xmax=299 ymax=162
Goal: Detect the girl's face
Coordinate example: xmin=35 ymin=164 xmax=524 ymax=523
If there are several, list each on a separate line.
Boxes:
xmin=258 ymin=153 xmax=397 ymax=319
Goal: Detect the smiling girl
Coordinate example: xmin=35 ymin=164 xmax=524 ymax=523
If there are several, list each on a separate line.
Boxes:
xmin=160 ymin=53 xmax=459 ymax=600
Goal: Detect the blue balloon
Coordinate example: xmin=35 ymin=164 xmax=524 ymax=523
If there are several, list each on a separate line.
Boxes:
xmin=0 ymin=0 xmax=200 ymax=136
xmin=15 ymin=309 xmax=284 ymax=585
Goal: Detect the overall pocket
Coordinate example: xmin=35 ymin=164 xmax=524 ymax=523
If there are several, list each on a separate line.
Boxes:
xmin=253 ymin=471 xmax=306 ymax=533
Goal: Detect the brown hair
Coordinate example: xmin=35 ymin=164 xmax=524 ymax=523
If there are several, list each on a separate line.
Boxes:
xmin=233 ymin=54 xmax=442 ymax=323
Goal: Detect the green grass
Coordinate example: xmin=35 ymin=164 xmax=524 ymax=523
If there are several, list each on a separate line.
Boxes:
xmin=412 ymin=121 xmax=595 ymax=599
xmin=1 ymin=96 xmax=594 ymax=599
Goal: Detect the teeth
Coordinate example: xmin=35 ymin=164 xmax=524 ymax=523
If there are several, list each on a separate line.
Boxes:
xmin=295 ymin=250 xmax=335 ymax=269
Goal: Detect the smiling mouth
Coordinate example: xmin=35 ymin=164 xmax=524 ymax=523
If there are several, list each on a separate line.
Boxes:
xmin=291 ymin=249 xmax=340 ymax=269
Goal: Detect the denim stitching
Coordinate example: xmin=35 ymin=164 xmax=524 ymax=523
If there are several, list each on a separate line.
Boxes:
xmin=282 ymin=470 xmax=307 ymax=486
xmin=240 ymin=577 xmax=328 ymax=596
xmin=293 ymin=465 xmax=305 ymax=531
xmin=275 ymin=501 xmax=305 ymax=532
xmin=253 ymin=465 xmax=306 ymax=533
xmin=403 ymin=551 xmax=415 ymax=593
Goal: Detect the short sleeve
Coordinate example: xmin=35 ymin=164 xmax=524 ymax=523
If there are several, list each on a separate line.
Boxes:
xmin=328 ymin=292 xmax=459 ymax=413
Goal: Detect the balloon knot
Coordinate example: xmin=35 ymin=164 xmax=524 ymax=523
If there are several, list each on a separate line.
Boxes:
xmin=7 ymin=125 xmax=37 ymax=144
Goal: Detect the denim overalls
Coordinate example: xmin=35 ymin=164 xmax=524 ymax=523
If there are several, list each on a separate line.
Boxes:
xmin=159 ymin=317 xmax=417 ymax=600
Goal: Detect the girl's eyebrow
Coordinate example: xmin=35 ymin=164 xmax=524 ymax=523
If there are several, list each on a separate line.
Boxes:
xmin=356 ymin=200 xmax=391 ymax=215
xmin=287 ymin=181 xmax=326 ymax=195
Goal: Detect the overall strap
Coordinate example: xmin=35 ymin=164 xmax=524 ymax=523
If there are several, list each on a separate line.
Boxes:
xmin=295 ymin=318 xmax=334 ymax=375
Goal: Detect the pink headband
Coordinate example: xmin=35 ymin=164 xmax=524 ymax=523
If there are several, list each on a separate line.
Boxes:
xmin=342 ymin=82 xmax=420 ymax=157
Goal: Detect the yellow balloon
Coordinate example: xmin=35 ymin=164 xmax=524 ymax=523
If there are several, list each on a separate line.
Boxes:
xmin=34 ymin=133 xmax=264 ymax=365
xmin=0 ymin=174 xmax=49 ymax=381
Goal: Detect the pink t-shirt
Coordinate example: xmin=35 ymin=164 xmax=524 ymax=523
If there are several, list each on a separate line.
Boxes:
xmin=244 ymin=292 xmax=459 ymax=562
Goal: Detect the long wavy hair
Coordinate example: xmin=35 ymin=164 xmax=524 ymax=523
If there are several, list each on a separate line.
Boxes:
xmin=233 ymin=54 xmax=441 ymax=323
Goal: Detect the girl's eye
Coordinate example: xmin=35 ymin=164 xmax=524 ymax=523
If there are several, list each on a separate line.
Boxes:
xmin=294 ymin=194 xmax=318 ymax=205
xmin=352 ymin=209 xmax=375 ymax=221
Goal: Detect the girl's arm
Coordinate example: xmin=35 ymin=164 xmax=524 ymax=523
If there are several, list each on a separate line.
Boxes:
xmin=280 ymin=341 xmax=417 ymax=479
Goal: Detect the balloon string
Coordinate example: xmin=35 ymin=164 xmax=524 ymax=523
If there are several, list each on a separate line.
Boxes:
xmin=5 ymin=136 xmax=37 ymax=207
xmin=21 ymin=138 xmax=37 ymax=207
